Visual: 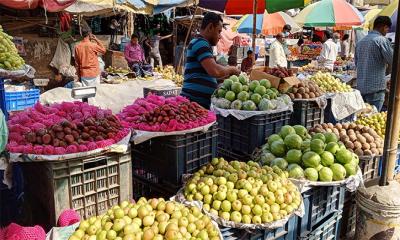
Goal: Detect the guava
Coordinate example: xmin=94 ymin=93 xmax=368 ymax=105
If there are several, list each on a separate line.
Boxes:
xmin=319 ymin=167 xmax=333 ymax=182
xmin=289 ymin=166 xmax=305 ymax=179
xmin=262 ymin=94 xmax=270 ymax=100
xmin=325 ymin=142 xmax=340 ymax=154
xmin=242 ymin=100 xmax=257 ymax=111
xmin=301 ymin=139 xmax=311 ymax=151
xmin=285 ymin=149 xmax=302 ymax=164
xmin=293 ymin=125 xmax=307 ymax=139
xmin=312 ymin=133 xmax=326 ymax=142
xmin=231 ymin=82 xmax=243 ymax=94
xmin=258 ymin=98 xmax=274 ymax=111
xmin=320 ymin=151 xmax=335 ymax=167
xmin=259 ymin=79 xmax=271 ymax=89
xmin=288 ymin=163 xmax=301 ymax=171
xmin=268 ymin=134 xmax=283 ymax=145
xmin=250 ymin=93 xmax=262 ymax=105
xmin=344 ymin=163 xmax=357 ymax=177
xmin=225 ymin=91 xmax=236 ymax=102
xmin=223 ymin=79 xmax=233 ymax=90
xmin=230 ymin=100 xmax=242 ymax=110
xmin=270 ymin=140 xmax=287 ymax=157
xmin=330 ymin=163 xmax=346 ymax=181
xmin=249 ymin=81 xmax=260 ymax=91
xmin=271 ymin=158 xmax=288 ymax=170
xmin=237 ymin=91 xmax=250 ymax=102
xmin=239 ymin=75 xmax=248 ymax=85
xmin=284 ymin=134 xmax=303 ymax=150
xmin=310 ymin=139 xmax=325 ymax=154
xmin=304 ymin=168 xmax=319 ymax=181
xmin=242 ymin=85 xmax=249 ymax=92
xmin=302 ymin=151 xmax=321 ymax=168
xmin=217 ymin=89 xmax=227 ymax=98
xmin=230 ymin=75 xmax=239 ymax=82
xmin=324 ymin=132 xmax=338 ymax=143
xmin=260 ymin=152 xmax=276 ymax=166
xmin=335 ymin=149 xmax=353 ymax=164
xmin=254 ymin=86 xmax=267 ymax=96
xmin=279 ymin=126 xmax=296 ymax=139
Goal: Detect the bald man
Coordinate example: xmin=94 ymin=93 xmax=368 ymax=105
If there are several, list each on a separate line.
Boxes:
xmin=269 ymin=33 xmax=288 ymax=68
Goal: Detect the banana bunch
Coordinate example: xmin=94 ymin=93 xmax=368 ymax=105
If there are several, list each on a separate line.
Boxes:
xmin=154 ymin=66 xmax=183 ymax=87
xmin=0 ymin=25 xmax=25 ymax=71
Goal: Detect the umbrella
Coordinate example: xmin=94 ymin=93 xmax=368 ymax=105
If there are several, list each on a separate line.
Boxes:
xmin=233 ymin=10 xmax=302 ymax=36
xmin=362 ymin=9 xmax=382 ymax=30
xmin=198 ymin=0 xmax=311 ymax=14
xmin=371 ymin=0 xmax=398 ymax=32
xmin=294 ymin=0 xmax=364 ymax=27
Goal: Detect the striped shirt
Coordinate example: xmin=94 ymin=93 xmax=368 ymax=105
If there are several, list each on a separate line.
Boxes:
xmin=181 ymin=37 xmax=217 ymax=109
xmin=355 ymin=31 xmax=393 ymax=95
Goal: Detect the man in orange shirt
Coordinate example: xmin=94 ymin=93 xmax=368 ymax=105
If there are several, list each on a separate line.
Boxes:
xmin=75 ymin=29 xmax=106 ymax=86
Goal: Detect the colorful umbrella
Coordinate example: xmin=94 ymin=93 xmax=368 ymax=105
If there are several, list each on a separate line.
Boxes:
xmin=294 ymin=0 xmax=364 ymax=27
xmin=362 ymin=9 xmax=382 ymax=30
xmin=371 ymin=0 xmax=398 ymax=32
xmin=233 ymin=11 xmax=302 ymax=36
xmin=198 ymin=0 xmax=311 ymax=14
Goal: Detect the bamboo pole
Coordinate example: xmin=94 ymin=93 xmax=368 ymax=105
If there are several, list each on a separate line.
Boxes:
xmin=379 ymin=0 xmax=400 ymax=185
xmin=252 ymin=0 xmax=258 ymax=55
xmin=176 ymin=7 xmax=198 ymax=74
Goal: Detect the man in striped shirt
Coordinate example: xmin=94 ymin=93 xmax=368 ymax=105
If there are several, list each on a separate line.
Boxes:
xmin=181 ymin=12 xmax=240 ymax=109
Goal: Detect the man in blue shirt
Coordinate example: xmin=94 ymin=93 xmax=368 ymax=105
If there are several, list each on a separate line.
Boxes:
xmin=181 ymin=12 xmax=240 ymax=109
xmin=355 ymin=16 xmax=393 ymax=111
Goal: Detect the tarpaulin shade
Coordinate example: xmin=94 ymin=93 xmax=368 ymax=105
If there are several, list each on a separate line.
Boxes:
xmin=0 ymin=0 xmax=76 ymax=12
xmin=198 ymin=0 xmax=310 ymax=14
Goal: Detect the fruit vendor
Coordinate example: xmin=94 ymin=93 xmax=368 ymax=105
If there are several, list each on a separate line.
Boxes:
xmin=355 ymin=16 xmax=393 ymax=111
xmin=124 ymin=33 xmax=152 ymax=77
xmin=241 ymin=50 xmax=254 ymax=73
xmin=181 ymin=12 xmax=240 ymax=109
xmin=74 ymin=29 xmax=106 ymax=86
xmin=269 ymin=33 xmax=288 ymax=68
xmin=317 ymin=30 xmax=338 ymax=71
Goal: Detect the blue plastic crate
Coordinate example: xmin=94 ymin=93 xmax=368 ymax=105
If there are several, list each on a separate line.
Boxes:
xmin=221 ymin=215 xmax=298 ymax=240
xmin=5 ymin=88 xmax=40 ymax=111
xmin=0 ymin=78 xmax=7 ymax=119
xmin=299 ymin=211 xmax=342 ymax=240
xmin=298 ymin=186 xmax=345 ymax=237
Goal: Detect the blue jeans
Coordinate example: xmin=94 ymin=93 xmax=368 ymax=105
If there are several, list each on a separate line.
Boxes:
xmin=362 ymin=91 xmax=385 ymax=111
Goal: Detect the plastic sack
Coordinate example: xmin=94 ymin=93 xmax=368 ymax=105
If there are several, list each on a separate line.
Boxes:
xmin=50 ymin=38 xmax=76 ymax=77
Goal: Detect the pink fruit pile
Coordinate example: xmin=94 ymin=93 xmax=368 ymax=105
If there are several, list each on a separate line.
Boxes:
xmin=118 ymin=95 xmax=216 ymax=132
xmin=7 ymin=102 xmax=130 ymax=155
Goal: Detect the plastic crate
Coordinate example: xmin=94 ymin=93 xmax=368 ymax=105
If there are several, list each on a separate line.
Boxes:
xmin=299 ymin=211 xmax=342 ymax=240
xmin=217 ymin=111 xmax=292 ymax=161
xmin=359 ymin=156 xmax=380 ymax=182
xmin=5 ymin=88 xmax=40 ymax=112
xmin=20 ymin=151 xmax=132 ymax=231
xmin=290 ymin=100 xmax=324 ymax=129
xmin=298 ymin=186 xmax=345 ymax=236
xmin=221 ymin=215 xmax=298 ymax=240
xmin=324 ymin=97 xmax=356 ymax=124
xmin=132 ymin=124 xmax=218 ymax=185
xmin=340 ymin=198 xmax=356 ymax=240
xmin=0 ymin=78 xmax=7 ymax=119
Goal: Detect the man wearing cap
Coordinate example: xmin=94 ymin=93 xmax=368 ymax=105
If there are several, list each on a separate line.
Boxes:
xmin=181 ymin=12 xmax=240 ymax=109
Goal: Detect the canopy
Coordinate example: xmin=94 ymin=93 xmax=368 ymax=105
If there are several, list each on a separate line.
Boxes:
xmin=294 ymin=0 xmax=364 ymax=27
xmin=372 ymin=0 xmax=398 ymax=32
xmin=233 ymin=10 xmax=301 ymax=36
xmin=362 ymin=9 xmax=382 ymax=30
xmin=66 ymin=0 xmax=152 ymax=15
xmin=198 ymin=0 xmax=311 ymax=14
xmin=0 ymin=0 xmax=76 ymax=12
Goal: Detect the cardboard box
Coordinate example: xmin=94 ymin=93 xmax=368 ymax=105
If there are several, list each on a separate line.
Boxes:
xmin=249 ymin=67 xmax=300 ymax=91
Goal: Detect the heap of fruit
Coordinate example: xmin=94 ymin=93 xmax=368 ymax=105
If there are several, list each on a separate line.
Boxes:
xmin=309 ymin=72 xmax=352 ymax=93
xmin=286 ymin=80 xmax=324 ymax=100
xmin=355 ymin=112 xmax=387 ymax=139
xmin=68 ymin=198 xmax=221 ymax=240
xmin=105 ymin=66 xmax=130 ymax=74
xmin=7 ymin=102 xmax=130 ymax=155
xmin=356 ymin=103 xmax=376 ymax=118
xmin=266 ymin=67 xmax=293 ymax=78
xmin=118 ymin=95 xmax=216 ymax=132
xmin=0 ymin=25 xmax=25 ymax=70
xmin=212 ymin=75 xmax=291 ymax=111
xmin=309 ymin=123 xmax=383 ymax=157
xmin=184 ymin=158 xmax=302 ymax=224
xmin=154 ymin=66 xmax=183 ymax=87
xmin=258 ymin=125 xmax=359 ymax=182
xmin=298 ymin=64 xmax=330 ymax=74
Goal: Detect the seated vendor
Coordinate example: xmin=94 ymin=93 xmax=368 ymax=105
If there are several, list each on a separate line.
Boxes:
xmin=241 ymin=50 xmax=254 ymax=73
xmin=124 ymin=33 xmax=151 ymax=77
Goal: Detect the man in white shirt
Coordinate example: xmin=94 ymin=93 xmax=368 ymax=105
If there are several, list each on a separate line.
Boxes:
xmin=318 ymin=30 xmax=338 ymax=71
xmin=269 ymin=33 xmax=288 ymax=68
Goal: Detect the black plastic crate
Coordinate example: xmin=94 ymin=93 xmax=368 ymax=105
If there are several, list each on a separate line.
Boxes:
xmin=298 ymin=186 xmax=345 ymax=236
xmin=132 ymin=123 xmax=218 ymax=185
xmin=324 ymin=97 xmax=356 ymax=124
xmin=359 ymin=156 xmax=380 ymax=183
xmin=221 ymin=215 xmax=298 ymax=240
xmin=290 ymin=100 xmax=324 ymax=129
xmin=299 ymin=211 xmax=342 ymax=240
xmin=340 ymin=198 xmax=356 ymax=240
xmin=217 ymin=111 xmax=291 ymax=160
xmin=132 ymin=172 xmax=180 ymax=200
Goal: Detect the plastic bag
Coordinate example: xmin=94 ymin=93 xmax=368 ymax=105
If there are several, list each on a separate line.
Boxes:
xmin=0 ymin=110 xmax=8 ymax=153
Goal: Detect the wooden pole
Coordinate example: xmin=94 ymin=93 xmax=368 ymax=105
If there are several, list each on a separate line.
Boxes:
xmin=379 ymin=0 xmax=400 ymax=185
xmin=176 ymin=7 xmax=198 ymax=74
xmin=252 ymin=0 xmax=258 ymax=55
